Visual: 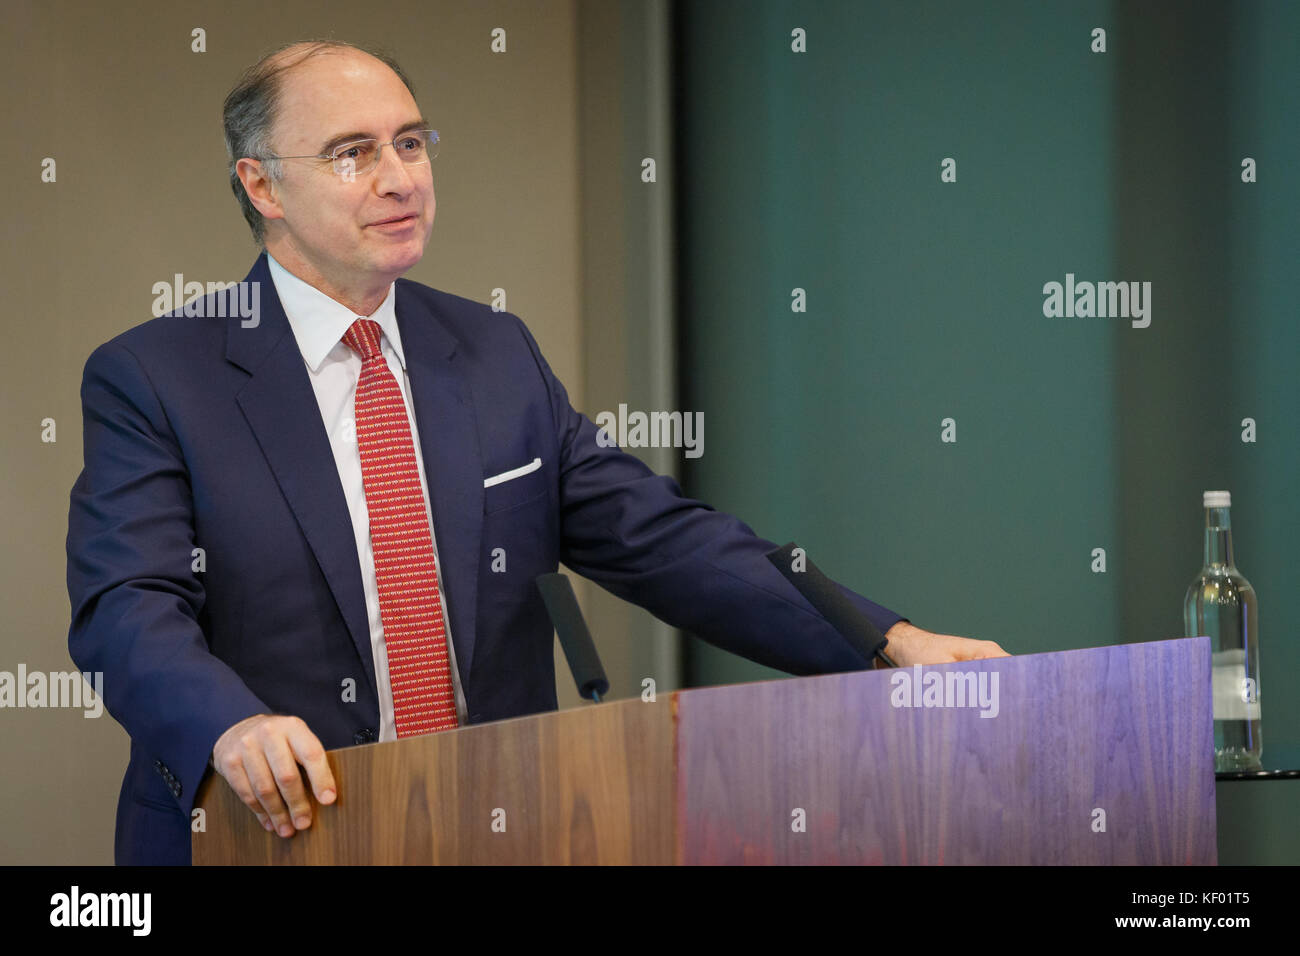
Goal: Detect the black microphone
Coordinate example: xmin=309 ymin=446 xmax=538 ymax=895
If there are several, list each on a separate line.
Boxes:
xmin=765 ymin=542 xmax=897 ymax=668
xmin=535 ymin=572 xmax=610 ymax=702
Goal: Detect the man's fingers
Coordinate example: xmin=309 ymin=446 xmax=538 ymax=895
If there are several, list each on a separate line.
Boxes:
xmin=213 ymin=714 xmax=336 ymax=837
xmin=242 ymin=746 xmax=295 ymax=837
xmin=219 ymin=756 xmax=270 ymax=827
xmin=287 ymin=721 xmax=336 ymax=804
xmin=263 ymin=732 xmax=315 ymax=833
xmin=962 ymin=640 xmax=1011 ymax=661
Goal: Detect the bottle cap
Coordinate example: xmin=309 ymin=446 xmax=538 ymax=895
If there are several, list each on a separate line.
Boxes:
xmin=1203 ymin=490 xmax=1231 ymax=508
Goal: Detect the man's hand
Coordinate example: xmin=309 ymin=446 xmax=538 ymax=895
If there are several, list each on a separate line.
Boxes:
xmin=212 ymin=714 xmax=337 ymax=838
xmin=875 ymin=621 xmax=1009 ymax=668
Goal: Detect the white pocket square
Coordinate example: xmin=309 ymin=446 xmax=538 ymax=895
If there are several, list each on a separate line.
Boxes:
xmin=483 ymin=457 xmax=542 ymax=488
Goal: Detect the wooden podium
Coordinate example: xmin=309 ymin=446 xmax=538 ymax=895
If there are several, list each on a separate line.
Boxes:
xmin=193 ymin=637 xmax=1217 ymax=864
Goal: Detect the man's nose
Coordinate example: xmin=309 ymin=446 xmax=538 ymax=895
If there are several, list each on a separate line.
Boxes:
xmin=372 ymin=143 xmax=417 ymax=193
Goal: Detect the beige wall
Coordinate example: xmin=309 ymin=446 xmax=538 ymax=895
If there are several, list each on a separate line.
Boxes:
xmin=0 ymin=0 xmax=674 ymax=864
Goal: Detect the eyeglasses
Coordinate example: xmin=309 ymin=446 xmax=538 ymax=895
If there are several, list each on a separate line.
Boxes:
xmin=260 ymin=129 xmax=440 ymax=179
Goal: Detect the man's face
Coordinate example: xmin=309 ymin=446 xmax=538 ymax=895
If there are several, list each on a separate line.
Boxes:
xmin=260 ymin=49 xmax=435 ymax=298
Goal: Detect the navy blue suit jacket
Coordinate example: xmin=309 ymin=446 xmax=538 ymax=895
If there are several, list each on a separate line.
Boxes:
xmin=66 ymin=253 xmax=904 ymax=865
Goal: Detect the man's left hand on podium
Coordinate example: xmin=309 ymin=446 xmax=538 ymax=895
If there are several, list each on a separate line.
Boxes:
xmin=874 ymin=621 xmax=1010 ymax=669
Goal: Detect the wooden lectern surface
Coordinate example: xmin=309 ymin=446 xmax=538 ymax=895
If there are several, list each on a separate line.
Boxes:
xmin=193 ymin=696 xmax=676 ymax=864
xmin=195 ymin=637 xmax=1215 ymax=865
xmin=677 ymin=638 xmax=1216 ymax=864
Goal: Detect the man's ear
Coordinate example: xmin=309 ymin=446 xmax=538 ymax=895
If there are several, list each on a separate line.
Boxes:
xmin=234 ymin=157 xmax=285 ymax=224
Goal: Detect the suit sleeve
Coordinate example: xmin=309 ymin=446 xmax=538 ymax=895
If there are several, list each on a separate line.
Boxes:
xmin=511 ymin=319 xmax=908 ymax=676
xmin=66 ymin=341 xmax=270 ymax=817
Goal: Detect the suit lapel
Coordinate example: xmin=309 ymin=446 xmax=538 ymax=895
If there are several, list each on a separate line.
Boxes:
xmin=396 ymin=283 xmax=485 ymax=684
xmin=227 ymin=255 xmax=377 ymax=699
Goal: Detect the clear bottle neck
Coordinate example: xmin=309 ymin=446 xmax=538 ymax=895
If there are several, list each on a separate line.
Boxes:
xmin=1203 ymin=506 xmax=1235 ymax=569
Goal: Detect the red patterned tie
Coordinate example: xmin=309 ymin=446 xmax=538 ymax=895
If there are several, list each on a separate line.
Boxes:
xmin=343 ymin=318 xmax=458 ymax=736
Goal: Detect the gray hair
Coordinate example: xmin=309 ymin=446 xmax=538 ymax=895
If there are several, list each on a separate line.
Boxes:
xmin=222 ymin=40 xmax=417 ymax=245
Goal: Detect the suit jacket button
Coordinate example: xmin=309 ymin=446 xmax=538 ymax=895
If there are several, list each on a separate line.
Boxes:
xmin=171 ymin=780 xmax=183 ymax=798
xmin=354 ymin=729 xmax=376 ymax=744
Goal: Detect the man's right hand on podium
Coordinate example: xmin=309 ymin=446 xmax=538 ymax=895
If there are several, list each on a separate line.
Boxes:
xmin=212 ymin=714 xmax=337 ymax=839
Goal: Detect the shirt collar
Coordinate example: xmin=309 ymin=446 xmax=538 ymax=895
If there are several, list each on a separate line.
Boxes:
xmin=266 ymin=252 xmax=405 ymax=373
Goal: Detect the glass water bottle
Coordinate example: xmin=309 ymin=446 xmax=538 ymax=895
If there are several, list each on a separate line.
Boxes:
xmin=1183 ymin=490 xmax=1262 ymax=772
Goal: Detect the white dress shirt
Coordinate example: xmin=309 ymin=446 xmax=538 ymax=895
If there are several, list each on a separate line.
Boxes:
xmin=267 ymin=253 xmax=468 ymax=741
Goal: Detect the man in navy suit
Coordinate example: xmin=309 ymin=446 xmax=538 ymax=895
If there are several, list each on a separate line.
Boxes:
xmin=66 ymin=40 xmax=1007 ymax=865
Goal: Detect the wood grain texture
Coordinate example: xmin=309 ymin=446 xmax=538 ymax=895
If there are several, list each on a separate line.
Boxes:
xmin=675 ymin=637 xmax=1216 ymax=864
xmin=193 ymin=696 xmax=675 ymax=864
xmin=196 ymin=639 xmax=1215 ymax=865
